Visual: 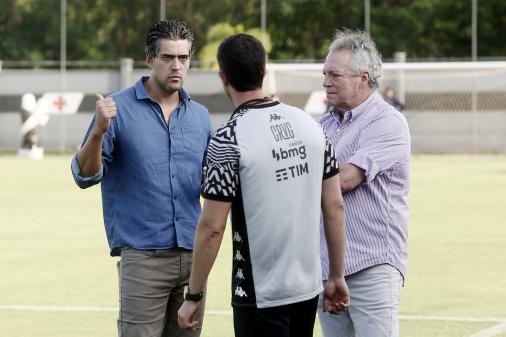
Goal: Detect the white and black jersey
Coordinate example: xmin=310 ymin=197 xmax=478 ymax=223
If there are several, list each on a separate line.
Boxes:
xmin=201 ymin=100 xmax=338 ymax=309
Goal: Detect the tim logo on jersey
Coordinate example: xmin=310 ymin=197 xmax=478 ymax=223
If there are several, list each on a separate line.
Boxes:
xmin=272 ymin=144 xmax=306 ymax=161
xmin=275 ymin=163 xmax=309 ymax=182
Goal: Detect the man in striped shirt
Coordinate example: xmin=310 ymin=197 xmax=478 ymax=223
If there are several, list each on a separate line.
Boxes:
xmin=317 ymin=29 xmax=411 ymax=337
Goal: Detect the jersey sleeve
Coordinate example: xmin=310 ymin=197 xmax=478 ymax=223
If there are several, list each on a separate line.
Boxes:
xmin=201 ymin=120 xmax=241 ymax=202
xmin=323 ymin=135 xmax=339 ymax=180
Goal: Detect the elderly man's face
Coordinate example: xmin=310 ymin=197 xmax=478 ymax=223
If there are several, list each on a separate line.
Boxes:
xmin=322 ymin=49 xmax=364 ymax=112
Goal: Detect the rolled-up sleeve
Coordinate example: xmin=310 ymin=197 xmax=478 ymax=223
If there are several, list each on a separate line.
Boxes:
xmin=348 ymin=113 xmax=410 ymax=183
xmin=71 ymin=154 xmax=103 ymax=189
xmin=348 ymin=153 xmax=380 ymax=183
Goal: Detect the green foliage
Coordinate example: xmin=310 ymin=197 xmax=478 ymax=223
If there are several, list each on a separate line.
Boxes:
xmin=267 ymin=0 xmax=363 ymax=60
xmin=199 ymin=40 xmax=222 ymax=69
xmin=0 ymin=0 xmax=159 ymax=61
xmin=207 ymin=23 xmax=239 ymax=42
xmin=198 ymin=22 xmax=272 ymax=69
xmin=372 ymin=0 xmax=473 ymax=59
xmin=0 ymin=0 xmax=505 ymax=63
xmin=244 ymin=27 xmax=272 ymax=54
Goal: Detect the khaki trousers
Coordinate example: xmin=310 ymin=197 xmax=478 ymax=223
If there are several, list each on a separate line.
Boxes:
xmin=117 ymin=248 xmax=205 ymax=337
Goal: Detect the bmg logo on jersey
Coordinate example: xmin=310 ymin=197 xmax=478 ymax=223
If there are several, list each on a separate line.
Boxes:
xmin=272 ymin=145 xmax=307 ymax=161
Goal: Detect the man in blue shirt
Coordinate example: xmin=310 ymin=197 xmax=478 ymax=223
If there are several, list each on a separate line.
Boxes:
xmin=71 ymin=20 xmax=212 ymax=337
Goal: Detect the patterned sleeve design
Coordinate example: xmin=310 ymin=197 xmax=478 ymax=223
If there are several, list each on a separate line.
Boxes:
xmin=201 ymin=118 xmax=241 ymax=201
xmin=323 ymin=135 xmax=339 ymax=180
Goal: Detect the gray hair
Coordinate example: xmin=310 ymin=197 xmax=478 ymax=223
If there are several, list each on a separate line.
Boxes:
xmin=329 ymin=28 xmax=382 ymax=88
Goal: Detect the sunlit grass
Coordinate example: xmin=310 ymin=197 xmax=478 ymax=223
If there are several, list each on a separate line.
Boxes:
xmin=1 ymin=155 xmax=505 ymax=337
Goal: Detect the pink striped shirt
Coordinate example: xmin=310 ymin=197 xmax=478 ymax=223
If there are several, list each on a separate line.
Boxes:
xmin=319 ymin=90 xmax=411 ymax=279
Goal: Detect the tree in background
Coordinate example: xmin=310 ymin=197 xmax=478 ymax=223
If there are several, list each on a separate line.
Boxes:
xmin=477 ymin=0 xmax=506 ymax=58
xmin=267 ymin=0 xmax=362 ymax=60
xmin=0 ymin=0 xmax=160 ymax=63
xmin=199 ymin=22 xmax=272 ymax=68
xmin=372 ymin=0 xmax=471 ymax=60
xmin=0 ymin=0 xmax=505 ymax=64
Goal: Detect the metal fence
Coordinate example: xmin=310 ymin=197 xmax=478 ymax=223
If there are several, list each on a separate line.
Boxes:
xmin=267 ymin=61 xmax=506 ymax=153
xmin=1 ymin=61 xmax=505 ymax=153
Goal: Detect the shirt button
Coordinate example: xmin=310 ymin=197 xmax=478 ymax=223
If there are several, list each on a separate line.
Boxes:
xmin=171 ymin=175 xmax=175 ymax=179
xmin=174 ymin=195 xmax=178 ymax=199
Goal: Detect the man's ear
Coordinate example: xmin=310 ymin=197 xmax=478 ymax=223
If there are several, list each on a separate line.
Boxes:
xmin=218 ymin=71 xmax=229 ymax=86
xmin=361 ymin=71 xmax=370 ymax=84
xmin=145 ymin=55 xmax=154 ymax=69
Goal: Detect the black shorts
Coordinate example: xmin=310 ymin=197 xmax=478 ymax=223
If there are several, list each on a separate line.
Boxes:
xmin=233 ymin=295 xmax=319 ymax=337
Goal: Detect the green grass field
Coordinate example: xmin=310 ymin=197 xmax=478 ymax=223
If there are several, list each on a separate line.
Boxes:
xmin=1 ymin=154 xmax=505 ymax=337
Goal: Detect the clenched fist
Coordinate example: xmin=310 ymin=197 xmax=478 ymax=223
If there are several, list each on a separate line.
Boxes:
xmin=93 ymin=93 xmax=117 ymax=136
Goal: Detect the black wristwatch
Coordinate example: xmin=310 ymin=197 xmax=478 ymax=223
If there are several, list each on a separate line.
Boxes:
xmin=184 ymin=286 xmax=203 ymax=302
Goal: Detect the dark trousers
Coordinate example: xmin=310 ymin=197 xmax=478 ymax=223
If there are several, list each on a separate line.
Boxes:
xmin=233 ymin=295 xmax=318 ymax=337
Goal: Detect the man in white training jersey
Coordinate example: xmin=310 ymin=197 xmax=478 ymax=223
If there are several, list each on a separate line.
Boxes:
xmin=178 ymin=33 xmax=349 ymax=337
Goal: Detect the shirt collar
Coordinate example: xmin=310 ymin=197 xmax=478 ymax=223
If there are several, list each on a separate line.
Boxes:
xmin=134 ymin=76 xmax=192 ymax=102
xmin=330 ymin=90 xmax=381 ymax=123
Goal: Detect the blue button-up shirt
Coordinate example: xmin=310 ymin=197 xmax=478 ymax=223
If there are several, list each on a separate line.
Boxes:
xmin=71 ymin=76 xmax=212 ymax=255
xmin=319 ymin=91 xmax=411 ymax=279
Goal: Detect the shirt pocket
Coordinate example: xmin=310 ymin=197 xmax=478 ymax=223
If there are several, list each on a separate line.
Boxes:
xmin=182 ymin=126 xmax=207 ymax=153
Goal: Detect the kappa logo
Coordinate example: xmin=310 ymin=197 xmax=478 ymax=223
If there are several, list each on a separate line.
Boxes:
xmin=233 ymin=232 xmax=243 ymax=242
xmin=269 ymin=113 xmax=285 ymax=122
xmin=235 ymin=268 xmax=245 ymax=279
xmin=234 ymin=286 xmax=248 ymax=297
xmin=234 ymin=250 xmax=245 ymax=261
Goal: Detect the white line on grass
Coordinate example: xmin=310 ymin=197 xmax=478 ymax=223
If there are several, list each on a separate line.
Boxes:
xmin=1 ymin=304 xmax=506 ymax=325
xmin=0 ymin=304 xmax=117 ymax=312
xmin=0 ymin=304 xmax=229 ymax=316
xmin=469 ymin=322 xmax=506 ymax=337
xmin=399 ymin=315 xmax=506 ymax=323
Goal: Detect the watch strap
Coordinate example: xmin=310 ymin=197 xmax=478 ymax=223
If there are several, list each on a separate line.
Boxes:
xmin=184 ymin=285 xmax=203 ymax=302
